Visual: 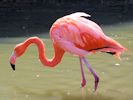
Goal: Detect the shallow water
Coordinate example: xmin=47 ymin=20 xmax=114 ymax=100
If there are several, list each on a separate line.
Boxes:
xmin=0 ymin=21 xmax=133 ymax=100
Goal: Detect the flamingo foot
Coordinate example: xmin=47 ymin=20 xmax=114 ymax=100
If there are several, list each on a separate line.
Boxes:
xmin=94 ymin=77 xmax=99 ymax=92
xmin=81 ymin=79 xmax=86 ymax=88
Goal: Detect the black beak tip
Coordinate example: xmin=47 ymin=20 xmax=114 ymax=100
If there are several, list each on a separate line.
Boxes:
xmin=10 ymin=63 xmax=15 ymax=71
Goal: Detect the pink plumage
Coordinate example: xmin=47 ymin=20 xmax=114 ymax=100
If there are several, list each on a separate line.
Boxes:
xmin=50 ymin=12 xmax=126 ymax=58
xmin=10 ymin=12 xmax=126 ymax=92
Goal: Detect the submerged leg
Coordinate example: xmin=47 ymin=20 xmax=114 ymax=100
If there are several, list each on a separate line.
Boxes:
xmin=81 ymin=57 xmax=99 ymax=92
xmin=79 ymin=57 xmax=86 ymax=88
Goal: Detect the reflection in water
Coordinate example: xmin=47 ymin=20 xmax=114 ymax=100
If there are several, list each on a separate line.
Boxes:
xmin=14 ymin=86 xmax=113 ymax=100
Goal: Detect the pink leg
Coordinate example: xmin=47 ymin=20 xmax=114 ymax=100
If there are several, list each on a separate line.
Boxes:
xmin=81 ymin=57 xmax=99 ymax=92
xmin=79 ymin=57 xmax=86 ymax=88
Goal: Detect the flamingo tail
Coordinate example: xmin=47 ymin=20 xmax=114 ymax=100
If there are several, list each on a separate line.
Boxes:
xmin=104 ymin=37 xmax=127 ymax=59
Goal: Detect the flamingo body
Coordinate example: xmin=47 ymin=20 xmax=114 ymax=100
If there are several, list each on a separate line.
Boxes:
xmin=50 ymin=12 xmax=126 ymax=58
xmin=9 ymin=12 xmax=126 ymax=92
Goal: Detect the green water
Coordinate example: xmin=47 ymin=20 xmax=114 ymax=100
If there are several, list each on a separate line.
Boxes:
xmin=0 ymin=21 xmax=133 ymax=100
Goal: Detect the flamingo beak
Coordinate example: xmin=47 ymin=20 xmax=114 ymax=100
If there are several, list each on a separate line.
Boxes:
xmin=10 ymin=63 xmax=15 ymax=71
xmin=9 ymin=52 xmax=16 ymax=71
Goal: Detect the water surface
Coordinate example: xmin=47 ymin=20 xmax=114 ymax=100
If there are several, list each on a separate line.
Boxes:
xmin=0 ymin=21 xmax=133 ymax=100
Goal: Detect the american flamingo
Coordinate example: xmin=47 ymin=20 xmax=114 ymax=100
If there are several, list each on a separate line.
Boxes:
xmin=9 ymin=12 xmax=126 ymax=92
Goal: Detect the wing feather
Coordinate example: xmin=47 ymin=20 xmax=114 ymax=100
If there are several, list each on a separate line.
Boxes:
xmin=68 ymin=12 xmax=91 ymax=18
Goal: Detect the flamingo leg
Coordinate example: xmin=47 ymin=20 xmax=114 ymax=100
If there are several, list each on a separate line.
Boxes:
xmin=81 ymin=57 xmax=99 ymax=92
xmin=79 ymin=57 xmax=86 ymax=88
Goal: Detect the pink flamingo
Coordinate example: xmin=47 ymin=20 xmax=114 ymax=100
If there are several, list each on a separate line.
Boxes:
xmin=9 ymin=12 xmax=126 ymax=92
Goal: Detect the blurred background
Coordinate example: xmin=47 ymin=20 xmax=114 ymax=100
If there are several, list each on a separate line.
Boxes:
xmin=0 ymin=0 xmax=133 ymax=37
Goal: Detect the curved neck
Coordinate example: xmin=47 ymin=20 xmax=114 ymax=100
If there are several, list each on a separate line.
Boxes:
xmin=23 ymin=37 xmax=65 ymax=67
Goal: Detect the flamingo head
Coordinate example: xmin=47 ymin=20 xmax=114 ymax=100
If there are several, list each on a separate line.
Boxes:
xmin=9 ymin=52 xmax=16 ymax=71
xmin=9 ymin=43 xmax=26 ymax=71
